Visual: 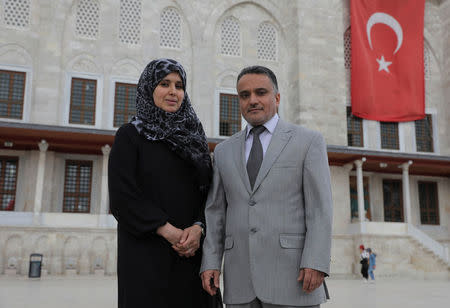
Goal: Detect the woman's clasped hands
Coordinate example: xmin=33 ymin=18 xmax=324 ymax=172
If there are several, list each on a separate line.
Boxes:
xmin=156 ymin=222 xmax=202 ymax=257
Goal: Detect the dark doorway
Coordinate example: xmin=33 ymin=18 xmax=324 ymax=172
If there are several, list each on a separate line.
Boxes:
xmin=383 ymin=179 xmax=404 ymax=222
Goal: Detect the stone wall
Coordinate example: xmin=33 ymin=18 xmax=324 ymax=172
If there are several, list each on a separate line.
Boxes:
xmin=0 ymin=227 xmax=116 ymax=276
xmin=1 ymin=226 xmax=447 ymax=278
xmin=0 ymin=0 xmax=447 ymax=149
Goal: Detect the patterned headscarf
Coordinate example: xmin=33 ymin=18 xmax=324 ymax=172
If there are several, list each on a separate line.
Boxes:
xmin=131 ymin=58 xmax=211 ymax=193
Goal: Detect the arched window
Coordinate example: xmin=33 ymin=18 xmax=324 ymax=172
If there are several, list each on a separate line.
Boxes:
xmin=3 ymin=0 xmax=30 ymax=28
xmin=160 ymin=7 xmax=181 ymax=49
xmin=75 ymin=0 xmax=100 ymax=39
xmin=119 ymin=0 xmax=142 ymax=45
xmin=220 ymin=16 xmax=241 ymax=56
xmin=257 ymin=22 xmax=277 ymax=61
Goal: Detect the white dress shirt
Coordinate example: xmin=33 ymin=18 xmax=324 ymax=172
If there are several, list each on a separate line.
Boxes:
xmin=245 ymin=113 xmax=279 ymax=163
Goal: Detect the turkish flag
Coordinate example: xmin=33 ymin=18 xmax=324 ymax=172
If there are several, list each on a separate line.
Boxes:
xmin=351 ymin=0 xmax=425 ymax=122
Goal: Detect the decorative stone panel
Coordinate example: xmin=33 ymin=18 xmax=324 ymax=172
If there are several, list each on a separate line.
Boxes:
xmin=119 ymin=0 xmax=141 ymax=45
xmin=111 ymin=59 xmax=141 ymax=77
xmin=4 ymin=235 xmax=23 ymax=274
xmin=3 ymin=0 xmax=30 ymax=28
xmin=90 ymin=237 xmax=107 ymax=273
xmin=63 ymin=236 xmax=80 ymax=274
xmin=257 ymin=22 xmax=277 ymax=61
xmin=344 ymin=27 xmax=351 ymax=70
xmin=75 ymin=0 xmax=100 ymax=40
xmin=220 ymin=16 xmax=241 ymax=56
xmin=160 ymin=7 xmax=181 ymax=49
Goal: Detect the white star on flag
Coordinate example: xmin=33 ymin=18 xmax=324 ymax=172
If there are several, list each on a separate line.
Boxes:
xmin=376 ymin=55 xmax=392 ymax=73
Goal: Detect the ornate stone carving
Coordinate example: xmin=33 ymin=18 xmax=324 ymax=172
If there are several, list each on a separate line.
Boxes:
xmin=72 ymin=58 xmax=99 ymax=73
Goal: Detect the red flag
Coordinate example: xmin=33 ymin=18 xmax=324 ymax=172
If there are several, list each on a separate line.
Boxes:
xmin=351 ymin=0 xmax=425 ymax=122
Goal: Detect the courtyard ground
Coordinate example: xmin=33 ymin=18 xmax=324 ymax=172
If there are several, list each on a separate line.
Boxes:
xmin=0 ymin=275 xmax=448 ymax=308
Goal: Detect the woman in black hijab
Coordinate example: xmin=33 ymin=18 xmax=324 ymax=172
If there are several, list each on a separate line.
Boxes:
xmin=109 ymin=59 xmax=212 ymax=308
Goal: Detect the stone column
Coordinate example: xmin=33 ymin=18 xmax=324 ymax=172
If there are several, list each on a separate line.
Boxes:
xmin=33 ymin=140 xmax=48 ymax=225
xmin=400 ymin=160 xmax=413 ymax=224
xmin=98 ymin=145 xmax=111 ymax=226
xmin=355 ymin=158 xmax=366 ymax=233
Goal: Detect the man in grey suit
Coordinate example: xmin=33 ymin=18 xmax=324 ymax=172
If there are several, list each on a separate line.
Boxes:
xmin=200 ymin=66 xmax=333 ymax=308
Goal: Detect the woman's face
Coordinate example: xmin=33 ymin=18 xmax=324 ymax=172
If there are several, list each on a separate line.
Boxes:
xmin=153 ymin=72 xmax=184 ymax=113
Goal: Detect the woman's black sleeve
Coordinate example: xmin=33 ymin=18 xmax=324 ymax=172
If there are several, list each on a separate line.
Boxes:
xmin=108 ymin=126 xmax=168 ymax=238
xmin=195 ymin=194 xmax=206 ymax=226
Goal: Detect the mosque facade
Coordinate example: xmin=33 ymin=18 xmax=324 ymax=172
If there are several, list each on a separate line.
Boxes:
xmin=0 ymin=0 xmax=449 ymax=278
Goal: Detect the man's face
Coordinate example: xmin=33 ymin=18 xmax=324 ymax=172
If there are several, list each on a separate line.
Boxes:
xmin=237 ymin=74 xmax=280 ymax=126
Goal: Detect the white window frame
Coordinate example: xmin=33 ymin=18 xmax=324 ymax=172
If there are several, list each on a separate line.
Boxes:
xmin=214 ymin=87 xmax=246 ymax=138
xmin=377 ymin=121 xmax=405 ymax=152
xmin=0 ymin=64 xmax=32 ymax=123
xmin=55 ymin=154 xmax=99 ymax=214
xmin=0 ymin=150 xmax=24 ymax=212
xmin=108 ymin=77 xmax=138 ymax=130
xmin=63 ymin=72 xmax=103 ymax=128
xmin=412 ymin=110 xmax=439 ymax=154
xmin=346 ymin=102 xmax=369 ymax=149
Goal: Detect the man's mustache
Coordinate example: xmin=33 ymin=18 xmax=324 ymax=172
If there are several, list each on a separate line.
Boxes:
xmin=247 ymin=105 xmax=263 ymax=112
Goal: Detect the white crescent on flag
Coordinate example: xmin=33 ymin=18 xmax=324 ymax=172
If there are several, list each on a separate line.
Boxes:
xmin=366 ymin=12 xmax=403 ymax=73
xmin=367 ymin=12 xmax=403 ymax=54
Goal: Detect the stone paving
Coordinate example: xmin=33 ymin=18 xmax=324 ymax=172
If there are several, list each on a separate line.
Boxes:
xmin=0 ymin=275 xmax=449 ymax=308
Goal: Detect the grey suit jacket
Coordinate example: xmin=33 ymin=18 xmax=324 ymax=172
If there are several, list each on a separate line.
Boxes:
xmin=200 ymin=119 xmax=333 ymax=306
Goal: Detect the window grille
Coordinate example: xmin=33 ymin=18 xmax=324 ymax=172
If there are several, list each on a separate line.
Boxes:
xmin=380 ymin=122 xmax=399 ymax=150
xmin=3 ymin=0 xmax=30 ymax=28
xmin=257 ymin=23 xmax=277 ymax=61
xmin=160 ymin=8 xmax=181 ymax=49
xmin=418 ymin=181 xmax=439 ymax=225
xmin=0 ymin=157 xmax=18 ymax=211
xmin=219 ymin=93 xmax=241 ymax=136
xmin=114 ymin=82 xmax=136 ymax=127
xmin=119 ymin=0 xmax=141 ymax=45
xmin=63 ymin=160 xmax=93 ymax=213
xmin=383 ymin=179 xmax=403 ymax=222
xmin=347 ymin=107 xmax=363 ymax=147
xmin=344 ymin=27 xmax=351 ymax=69
xmin=415 ymin=114 xmax=433 ymax=152
xmin=0 ymin=70 xmax=25 ymax=119
xmin=69 ymin=78 xmax=97 ymax=125
xmin=220 ymin=16 xmax=240 ymax=56
xmin=75 ymin=0 xmax=100 ymax=39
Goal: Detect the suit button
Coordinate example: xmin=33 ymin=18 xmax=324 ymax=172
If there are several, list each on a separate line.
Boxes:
xmin=250 ymin=227 xmax=257 ymax=233
xmin=248 ymin=200 xmax=256 ymax=206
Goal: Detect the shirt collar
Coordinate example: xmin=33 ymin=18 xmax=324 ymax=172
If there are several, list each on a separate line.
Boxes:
xmin=245 ymin=113 xmax=279 ymax=139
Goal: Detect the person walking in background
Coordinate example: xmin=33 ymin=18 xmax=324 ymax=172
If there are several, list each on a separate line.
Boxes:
xmin=359 ymin=245 xmax=369 ymax=282
xmin=367 ymin=248 xmax=376 ymax=283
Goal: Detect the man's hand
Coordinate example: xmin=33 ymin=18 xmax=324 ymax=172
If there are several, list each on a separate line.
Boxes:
xmin=173 ymin=225 xmax=202 ymax=257
xmin=156 ymin=222 xmax=183 ymax=246
xmin=201 ymin=269 xmax=220 ymax=296
xmin=297 ymin=268 xmax=324 ymax=293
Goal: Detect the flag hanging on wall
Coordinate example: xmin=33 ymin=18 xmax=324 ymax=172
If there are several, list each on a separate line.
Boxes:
xmin=350 ymin=0 xmax=425 ymax=122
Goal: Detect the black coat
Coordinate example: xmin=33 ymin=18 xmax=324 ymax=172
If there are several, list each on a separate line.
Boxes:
xmin=108 ymin=123 xmax=207 ymax=308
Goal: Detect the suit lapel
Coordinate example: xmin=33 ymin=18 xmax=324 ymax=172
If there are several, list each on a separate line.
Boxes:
xmin=233 ymin=129 xmax=252 ymax=194
xmin=252 ymin=119 xmax=292 ymax=193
